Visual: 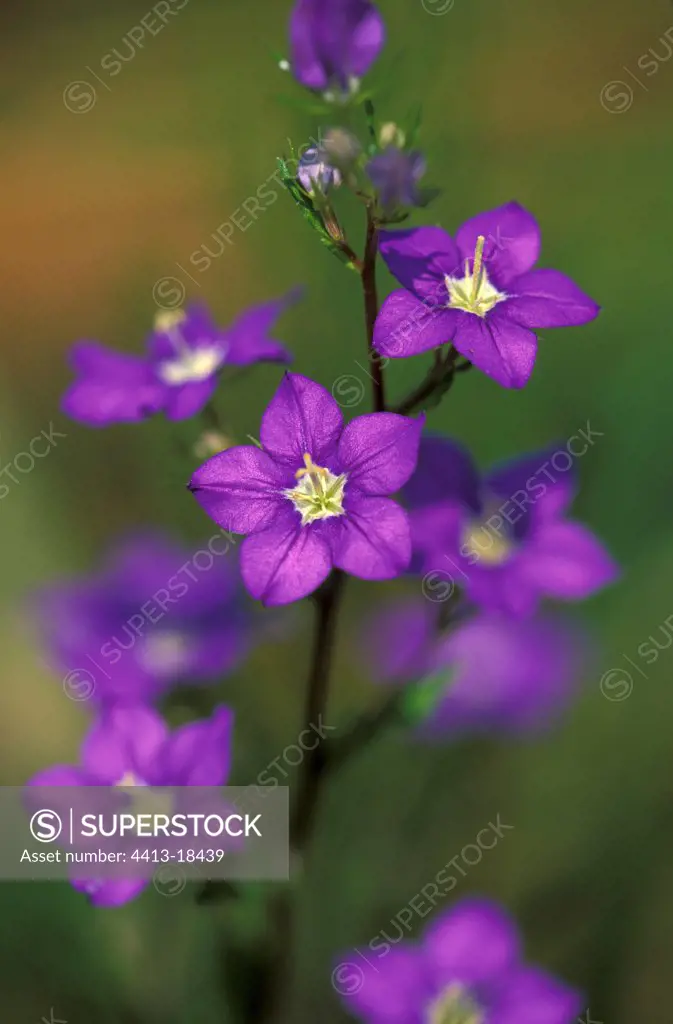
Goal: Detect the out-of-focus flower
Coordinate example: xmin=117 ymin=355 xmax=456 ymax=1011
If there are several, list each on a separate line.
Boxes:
xmin=368 ymin=596 xmax=589 ymax=737
xmin=36 ymin=532 xmax=250 ymax=704
xmin=297 ymin=146 xmax=342 ymax=194
xmin=405 ymin=434 xmax=618 ymax=617
xmin=378 ymin=122 xmax=405 ymax=148
xmin=28 ymin=704 xmax=233 ymax=906
xmin=366 ymin=146 xmax=426 ymax=212
xmin=335 ymin=898 xmax=583 ymax=1023
xmin=62 ymin=292 xmax=299 ymax=426
xmin=189 ymin=373 xmax=423 ymax=606
xmin=373 ymin=202 xmax=600 ymax=388
xmin=289 ymin=0 xmax=385 ymax=96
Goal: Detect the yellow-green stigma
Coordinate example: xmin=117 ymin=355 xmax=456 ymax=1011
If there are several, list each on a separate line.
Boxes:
xmin=285 ymin=453 xmax=347 ymax=526
xmin=462 ymin=521 xmax=513 ymax=565
xmin=426 ymin=984 xmax=484 ymax=1024
xmin=445 ymin=235 xmax=507 ymax=318
xmin=153 ymin=308 xmax=226 ymax=385
xmin=154 ymin=309 xmax=187 ymax=333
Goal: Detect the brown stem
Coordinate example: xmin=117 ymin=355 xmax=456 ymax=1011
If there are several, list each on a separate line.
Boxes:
xmin=394 ymin=348 xmax=473 ymax=417
xmin=361 ymin=206 xmax=386 ymax=412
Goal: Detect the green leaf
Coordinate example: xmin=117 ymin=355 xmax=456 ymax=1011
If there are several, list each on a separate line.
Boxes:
xmin=276 ymin=157 xmax=357 ymax=269
xmin=401 ymin=669 xmax=455 ymax=724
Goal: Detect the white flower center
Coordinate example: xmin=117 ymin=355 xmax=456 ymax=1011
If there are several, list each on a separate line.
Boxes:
xmin=426 ymin=983 xmax=483 ymax=1024
xmin=115 ymin=771 xmax=146 ymax=787
xmin=154 ymin=308 xmax=226 ymax=385
xmin=284 ymin=453 xmax=347 ymax=526
xmin=445 ymin=235 xmax=507 ymax=318
xmin=139 ymin=631 xmax=192 ymax=677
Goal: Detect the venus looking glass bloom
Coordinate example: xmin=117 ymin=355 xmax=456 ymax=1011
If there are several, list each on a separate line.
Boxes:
xmin=189 ymin=373 xmax=423 ymax=606
xmin=405 ymin=435 xmax=618 ymax=617
xmin=289 ymin=0 xmax=385 ymax=96
xmin=62 ymin=291 xmax=298 ymax=426
xmin=28 ymin=704 xmax=233 ymax=906
xmin=297 ymin=146 xmax=342 ymax=194
xmin=368 ymin=598 xmax=587 ymax=737
xmin=373 ymin=202 xmax=600 ymax=388
xmin=336 ymin=898 xmax=582 ymax=1023
xmin=35 ymin=532 xmax=249 ymax=704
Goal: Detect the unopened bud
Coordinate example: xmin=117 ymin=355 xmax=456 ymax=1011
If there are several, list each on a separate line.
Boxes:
xmin=379 ymin=122 xmax=406 ymax=148
xmin=194 ymin=431 xmax=232 ymax=460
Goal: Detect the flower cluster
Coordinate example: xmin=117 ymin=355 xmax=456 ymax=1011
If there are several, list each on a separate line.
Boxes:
xmin=28 ymin=0 xmax=617 ymax=1017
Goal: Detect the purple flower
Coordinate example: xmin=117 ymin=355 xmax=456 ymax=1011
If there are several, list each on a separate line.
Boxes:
xmin=297 ymin=146 xmax=342 ymax=194
xmin=366 ymin=147 xmax=426 ymax=212
xmin=373 ymin=202 xmax=600 ymax=388
xmin=405 ymin=435 xmax=618 ymax=617
xmin=368 ymin=597 xmax=588 ymax=737
xmin=62 ymin=291 xmax=298 ymax=426
xmin=189 ymin=373 xmax=423 ymax=606
xmin=29 ymin=703 xmax=233 ymax=906
xmin=36 ymin=531 xmax=250 ymax=705
xmin=335 ymin=897 xmax=582 ymax=1023
xmin=289 ymin=0 xmax=385 ymax=95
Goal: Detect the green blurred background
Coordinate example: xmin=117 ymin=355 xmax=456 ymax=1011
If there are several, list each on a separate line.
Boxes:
xmin=2 ymin=0 xmax=673 ymax=1019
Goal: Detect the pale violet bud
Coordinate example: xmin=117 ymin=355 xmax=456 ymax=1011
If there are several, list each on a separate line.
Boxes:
xmin=297 ymin=147 xmax=342 ymax=195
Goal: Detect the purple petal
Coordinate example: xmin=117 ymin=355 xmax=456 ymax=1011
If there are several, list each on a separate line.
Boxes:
xmin=453 ymin=308 xmax=537 ymax=388
xmin=422 ymin=898 xmax=520 ymax=990
xmin=332 ymin=493 xmax=411 ymax=579
xmin=404 ymin=434 xmax=481 ymax=512
xmin=504 ymin=268 xmax=600 ymax=329
xmin=367 ymin=598 xmax=436 ymax=684
xmin=260 ymin=373 xmax=343 ymax=468
xmin=490 ymin=966 xmax=583 ymax=1024
xmin=160 ymin=705 xmax=234 ymax=785
xmin=62 ymin=342 xmax=165 ymax=426
xmin=189 ymin=446 xmax=290 ymax=535
xmin=485 ymin=446 xmax=578 ymax=531
xmin=379 ymin=226 xmax=460 ymax=301
xmin=225 ymin=289 xmax=300 ymax=365
xmin=240 ymin=508 xmax=332 ymax=606
xmin=522 ymin=521 xmax=619 ymax=601
xmin=334 ymin=946 xmax=428 ymax=1022
xmin=337 ymin=413 xmax=423 ymax=494
xmin=73 ymin=878 xmax=148 ymax=908
xmin=81 ymin=706 xmax=169 ymax=784
xmin=163 ymin=378 xmax=219 ymax=421
xmin=373 ymin=289 xmax=458 ymax=359
xmin=28 ymin=766 xmax=87 ymax=787
xmin=147 ymin=303 xmax=218 ymax=361
xmin=455 ymin=202 xmax=541 ymax=289
xmin=289 ymin=0 xmax=385 ymax=90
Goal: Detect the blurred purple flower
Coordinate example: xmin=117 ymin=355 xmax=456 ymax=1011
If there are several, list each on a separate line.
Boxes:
xmin=335 ymin=897 xmax=583 ymax=1023
xmin=297 ymin=146 xmax=342 ymax=194
xmin=36 ymin=532 xmax=250 ymax=704
xmin=289 ymin=0 xmax=385 ymax=95
xmin=366 ymin=147 xmax=426 ymax=211
xmin=62 ymin=291 xmax=299 ymax=426
xmin=373 ymin=201 xmax=600 ymax=388
xmin=28 ymin=703 xmax=233 ymax=906
xmin=405 ymin=434 xmax=618 ymax=617
xmin=367 ymin=596 xmax=589 ymax=737
xmin=189 ymin=373 xmax=423 ymax=606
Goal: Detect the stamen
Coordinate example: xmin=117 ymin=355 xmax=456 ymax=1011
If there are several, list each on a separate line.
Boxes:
xmin=469 ymin=235 xmax=486 ymax=304
xmin=285 ymin=453 xmax=347 ymax=525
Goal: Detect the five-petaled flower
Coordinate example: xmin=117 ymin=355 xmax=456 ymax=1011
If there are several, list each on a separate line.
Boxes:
xmin=373 ymin=201 xmax=600 ymax=388
xmin=62 ymin=292 xmax=299 ymax=426
xmin=34 ymin=531 xmax=250 ymax=705
xmin=405 ymin=434 xmax=618 ymax=617
xmin=289 ymin=0 xmax=385 ymax=97
xmin=368 ymin=597 xmax=588 ymax=737
xmin=335 ymin=897 xmax=583 ymax=1024
xmin=189 ymin=373 xmax=423 ymax=606
xmin=28 ymin=704 xmax=233 ymax=906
